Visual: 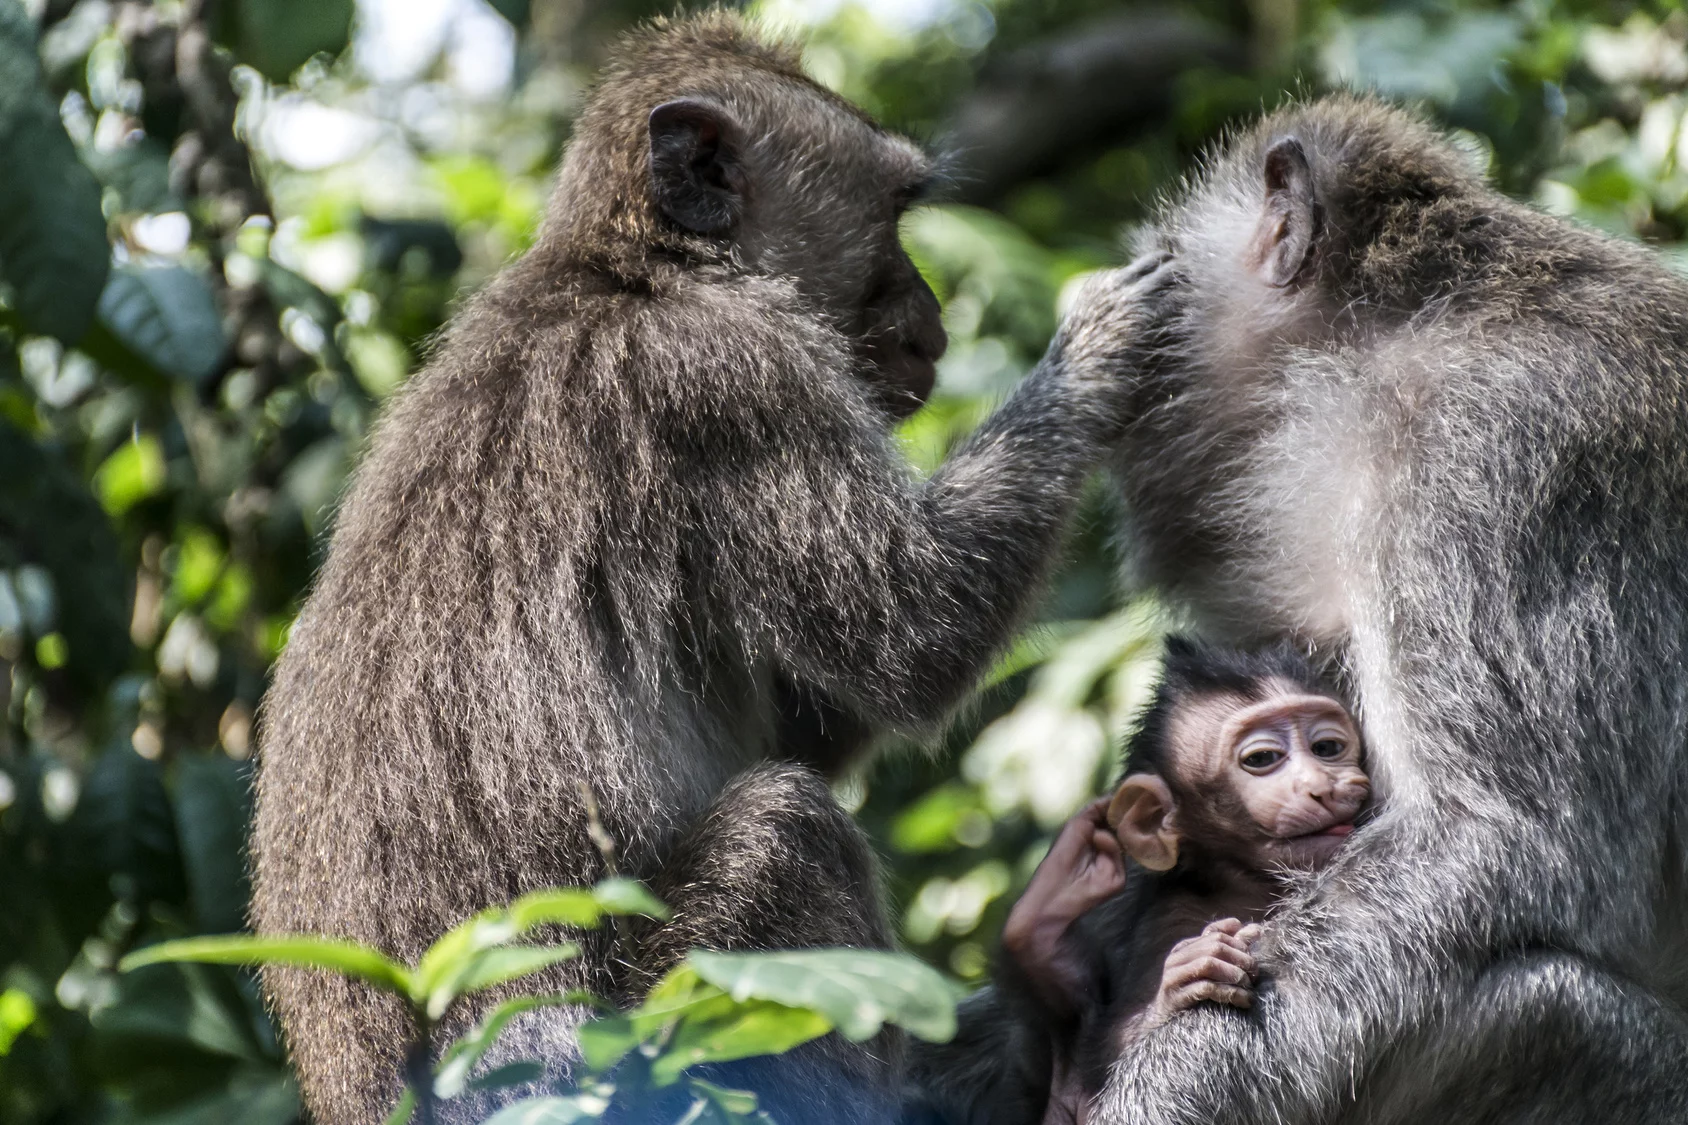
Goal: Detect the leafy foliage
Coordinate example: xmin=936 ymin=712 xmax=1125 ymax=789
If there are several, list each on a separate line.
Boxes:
xmin=5 ymin=0 xmax=1688 ymax=1122
xmin=122 ymin=880 xmax=953 ymax=1125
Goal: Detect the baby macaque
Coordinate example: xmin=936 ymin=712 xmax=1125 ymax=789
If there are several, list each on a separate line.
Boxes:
xmin=999 ymin=637 xmax=1370 ymax=1124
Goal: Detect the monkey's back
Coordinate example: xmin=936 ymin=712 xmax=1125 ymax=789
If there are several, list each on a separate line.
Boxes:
xmin=248 ymin=255 xmax=831 ymax=1121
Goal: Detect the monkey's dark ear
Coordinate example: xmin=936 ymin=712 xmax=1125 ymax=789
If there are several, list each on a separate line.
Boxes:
xmin=649 ymin=98 xmax=745 ymax=235
xmin=1249 ymin=136 xmax=1318 ymax=288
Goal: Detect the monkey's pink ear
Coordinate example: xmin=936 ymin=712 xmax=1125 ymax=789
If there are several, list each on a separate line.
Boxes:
xmin=1108 ymin=775 xmax=1180 ymax=872
xmin=649 ymin=98 xmax=745 ymax=235
xmin=1248 ymin=136 xmax=1317 ymax=288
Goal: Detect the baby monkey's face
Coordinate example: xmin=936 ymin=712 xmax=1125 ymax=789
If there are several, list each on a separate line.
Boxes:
xmin=1177 ymin=678 xmax=1370 ymax=869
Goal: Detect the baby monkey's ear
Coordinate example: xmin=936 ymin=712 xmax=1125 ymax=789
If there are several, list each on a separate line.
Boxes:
xmin=1108 ymin=774 xmax=1180 ymax=872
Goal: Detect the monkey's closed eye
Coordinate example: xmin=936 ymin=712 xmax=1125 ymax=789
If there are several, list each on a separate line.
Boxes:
xmin=1241 ymin=749 xmax=1284 ymax=770
xmin=1311 ymin=739 xmax=1346 ymax=759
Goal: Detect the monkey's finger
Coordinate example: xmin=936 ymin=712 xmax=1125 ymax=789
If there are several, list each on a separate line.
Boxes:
xmin=1170 ymin=980 xmax=1254 ymax=1011
xmin=1166 ymin=954 xmax=1251 ymax=989
xmin=1203 ymin=918 xmax=1247 ymax=936
xmin=1163 ymin=935 xmax=1251 ymax=973
xmin=1199 ymin=942 xmax=1258 ymax=976
xmin=1201 ymin=936 xmax=1259 ymax=971
xmin=1235 ymin=923 xmax=1265 ymax=947
xmin=1207 ymin=930 xmax=1257 ymax=954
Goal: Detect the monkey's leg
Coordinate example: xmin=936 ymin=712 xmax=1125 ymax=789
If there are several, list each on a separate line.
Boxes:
xmin=618 ymin=762 xmax=905 ymax=1125
xmin=1350 ymin=952 xmax=1688 ymax=1125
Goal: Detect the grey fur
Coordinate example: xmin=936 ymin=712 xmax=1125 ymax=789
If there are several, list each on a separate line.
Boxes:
xmin=249 ymin=14 xmax=1155 ymax=1125
xmin=1074 ymin=94 xmax=1688 ymax=1123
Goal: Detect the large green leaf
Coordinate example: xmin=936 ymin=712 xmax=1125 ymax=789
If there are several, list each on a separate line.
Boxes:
xmin=422 ymin=944 xmax=579 ymax=1021
xmin=210 ymin=0 xmax=354 ymax=83
xmin=0 ymin=1 xmax=109 ymax=343
xmin=120 ymin=935 xmax=412 ymax=997
xmin=687 ymin=950 xmax=958 ymax=1043
xmin=73 ymin=743 xmax=182 ymax=903
xmin=649 ymin=1001 xmax=831 ymax=1087
xmin=416 ymin=880 xmax=667 ymax=1015
xmin=97 ymin=265 xmax=226 ymax=385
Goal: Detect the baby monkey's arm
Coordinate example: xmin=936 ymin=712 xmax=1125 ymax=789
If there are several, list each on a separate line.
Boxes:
xmin=1000 ymin=797 xmax=1125 ymax=1020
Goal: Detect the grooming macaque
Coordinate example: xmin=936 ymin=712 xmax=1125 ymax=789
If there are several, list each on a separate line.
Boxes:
xmin=251 ymin=14 xmax=1166 ymax=1125
xmin=1003 ymin=639 xmax=1368 ymax=1125
xmin=1076 ymin=95 xmax=1688 ymax=1122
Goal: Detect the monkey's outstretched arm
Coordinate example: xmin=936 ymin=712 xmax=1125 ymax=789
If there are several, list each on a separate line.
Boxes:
xmin=655 ymin=263 xmax=1168 ymax=732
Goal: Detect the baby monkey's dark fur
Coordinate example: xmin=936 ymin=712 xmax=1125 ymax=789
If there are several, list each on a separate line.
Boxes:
xmin=909 ymin=640 xmax=1349 ymax=1125
xmin=250 ymin=13 xmax=1157 ymax=1125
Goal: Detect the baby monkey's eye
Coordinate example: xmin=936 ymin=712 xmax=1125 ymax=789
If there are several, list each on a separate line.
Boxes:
xmin=1311 ymin=739 xmax=1347 ymax=759
xmin=1241 ymin=749 xmax=1284 ymax=770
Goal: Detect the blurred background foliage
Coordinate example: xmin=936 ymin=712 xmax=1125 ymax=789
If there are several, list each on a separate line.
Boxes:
xmin=2 ymin=0 xmax=1687 ymax=1119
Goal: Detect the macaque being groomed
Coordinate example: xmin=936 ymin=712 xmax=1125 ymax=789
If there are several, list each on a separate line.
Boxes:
xmin=1002 ymin=638 xmax=1369 ymax=1125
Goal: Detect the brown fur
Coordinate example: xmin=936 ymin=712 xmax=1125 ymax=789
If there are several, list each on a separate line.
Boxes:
xmin=250 ymin=13 xmax=1158 ymax=1123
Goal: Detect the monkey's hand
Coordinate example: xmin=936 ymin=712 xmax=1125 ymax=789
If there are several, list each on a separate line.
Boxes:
xmin=1054 ymin=249 xmax=1178 ymax=384
xmin=1147 ymin=919 xmax=1262 ymax=1025
xmin=1001 ymin=798 xmax=1125 ymax=1017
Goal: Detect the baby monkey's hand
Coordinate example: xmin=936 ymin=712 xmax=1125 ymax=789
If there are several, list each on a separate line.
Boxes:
xmin=1151 ymin=918 xmax=1263 ymax=1022
xmin=1001 ymin=797 xmax=1125 ymax=1018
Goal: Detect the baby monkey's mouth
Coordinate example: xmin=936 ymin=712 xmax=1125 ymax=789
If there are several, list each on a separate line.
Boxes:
xmin=1285 ymin=818 xmax=1358 ymax=842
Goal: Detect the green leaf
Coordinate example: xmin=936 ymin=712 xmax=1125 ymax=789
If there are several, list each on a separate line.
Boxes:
xmin=0 ymin=1 xmax=109 ymax=343
xmin=649 ymin=1001 xmax=831 ymax=1087
xmin=685 ymin=1079 xmax=777 ymax=1124
xmin=687 ymin=949 xmax=958 ymax=1043
xmin=589 ymin=879 xmax=672 ymax=922
xmin=505 ymin=881 xmax=671 ymax=931
xmin=435 ymin=992 xmax=594 ymax=1098
xmin=423 ymin=944 xmax=579 ymax=1021
xmin=417 ymin=880 xmax=665 ymax=1016
xmin=890 ymin=783 xmax=988 ymax=855
xmin=576 ymin=1015 xmax=640 ymax=1073
xmin=97 ymin=265 xmax=226 ymax=384
xmin=73 ymin=743 xmax=181 ymax=902
xmin=477 ymin=1093 xmax=610 ymax=1125
xmin=504 ymin=888 xmax=604 ymax=930
xmin=211 ymin=0 xmax=355 ymax=82
xmin=120 ymin=935 xmax=412 ymax=997
xmin=383 ymin=1088 xmax=415 ymax=1125
xmin=94 ymin=433 xmax=167 ymax=516
xmin=0 ymin=988 xmax=37 ymax=1055
xmin=981 ymin=621 xmax=1087 ymax=689
xmin=685 ymin=1079 xmax=761 ymax=1117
